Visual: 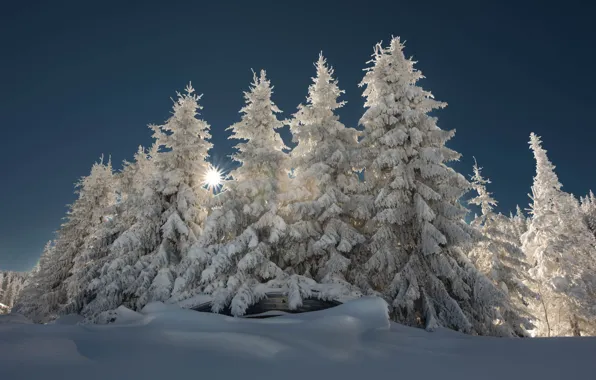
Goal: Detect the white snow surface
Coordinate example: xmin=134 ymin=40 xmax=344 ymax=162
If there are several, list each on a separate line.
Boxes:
xmin=0 ymin=297 xmax=594 ymax=380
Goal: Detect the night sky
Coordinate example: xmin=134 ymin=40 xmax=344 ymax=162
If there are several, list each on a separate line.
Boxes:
xmin=1 ymin=0 xmax=595 ymax=271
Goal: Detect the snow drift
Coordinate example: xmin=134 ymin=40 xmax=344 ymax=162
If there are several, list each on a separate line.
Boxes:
xmin=0 ymin=297 xmax=595 ymax=380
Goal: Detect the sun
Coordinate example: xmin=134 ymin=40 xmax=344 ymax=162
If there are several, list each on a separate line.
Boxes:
xmin=204 ymin=165 xmax=223 ymax=191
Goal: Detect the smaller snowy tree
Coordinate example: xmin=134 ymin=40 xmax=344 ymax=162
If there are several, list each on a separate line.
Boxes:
xmin=0 ymin=271 xmax=26 ymax=313
xmin=82 ymin=145 xmax=163 ymax=318
xmin=12 ymin=241 xmax=60 ymax=322
xmin=25 ymin=157 xmax=118 ymax=321
xmin=509 ymin=205 xmax=528 ymax=245
xmin=62 ymin=158 xmax=119 ymax=315
xmin=522 ymin=133 xmax=596 ymax=336
xmin=580 ymin=191 xmax=596 ymax=237
xmin=467 ymin=160 xmax=535 ymax=334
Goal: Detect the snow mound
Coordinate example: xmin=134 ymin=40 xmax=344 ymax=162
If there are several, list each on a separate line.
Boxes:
xmin=0 ymin=296 xmax=595 ymax=380
xmin=140 ymin=301 xmax=177 ymax=314
xmin=48 ymin=314 xmax=85 ymax=325
xmin=293 ymin=296 xmax=390 ymax=330
xmin=90 ymin=305 xmax=148 ymax=326
xmin=0 ymin=313 xmax=32 ymax=324
xmin=174 ymin=294 xmax=213 ymax=309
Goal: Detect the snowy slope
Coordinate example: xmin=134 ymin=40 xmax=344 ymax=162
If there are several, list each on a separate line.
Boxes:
xmin=0 ymin=297 xmax=594 ymax=380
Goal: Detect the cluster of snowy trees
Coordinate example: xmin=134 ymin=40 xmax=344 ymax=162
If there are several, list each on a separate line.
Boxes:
xmin=8 ymin=37 xmax=596 ymax=337
xmin=0 ymin=271 xmax=26 ymax=313
xmin=466 ymin=135 xmax=596 ymax=337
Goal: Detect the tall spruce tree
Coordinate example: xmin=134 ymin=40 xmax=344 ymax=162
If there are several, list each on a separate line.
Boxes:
xmin=120 ymin=84 xmax=213 ymax=312
xmin=277 ymin=54 xmax=365 ymax=307
xmin=191 ymin=70 xmax=290 ymax=316
xmin=354 ymin=37 xmax=520 ymax=336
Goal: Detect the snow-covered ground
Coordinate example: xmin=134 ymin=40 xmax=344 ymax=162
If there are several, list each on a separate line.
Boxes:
xmin=0 ymin=297 xmax=594 ymax=380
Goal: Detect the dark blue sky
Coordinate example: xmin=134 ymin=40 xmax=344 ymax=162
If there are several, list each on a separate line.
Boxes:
xmin=1 ymin=0 xmax=595 ymax=271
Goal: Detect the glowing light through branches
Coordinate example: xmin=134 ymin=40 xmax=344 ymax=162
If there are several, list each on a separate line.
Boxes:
xmin=204 ymin=165 xmax=223 ymax=192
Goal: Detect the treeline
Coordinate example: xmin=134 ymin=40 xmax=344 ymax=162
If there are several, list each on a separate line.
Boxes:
xmin=0 ymin=271 xmax=26 ymax=313
xmin=9 ymin=37 xmax=596 ymax=337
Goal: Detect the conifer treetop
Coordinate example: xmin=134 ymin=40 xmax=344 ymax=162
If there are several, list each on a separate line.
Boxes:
xmin=228 ymin=70 xmax=287 ymax=174
xmin=150 ymin=83 xmax=213 ymax=192
xmin=528 ymin=132 xmax=562 ymax=214
xmin=468 ymin=159 xmax=498 ymax=218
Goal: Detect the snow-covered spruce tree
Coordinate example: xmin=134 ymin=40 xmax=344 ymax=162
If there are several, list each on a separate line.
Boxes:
xmin=61 ymin=161 xmax=122 ymax=315
xmin=109 ymin=84 xmax=214 ymax=314
xmin=522 ymin=133 xmax=596 ymax=336
xmin=11 ymin=241 xmax=58 ymax=322
xmin=580 ymin=191 xmax=596 ymax=237
xmin=26 ymin=157 xmax=116 ymax=321
xmin=467 ymin=161 xmax=535 ymax=333
xmin=0 ymin=271 xmax=26 ymax=313
xmin=188 ymin=70 xmax=289 ymax=316
xmin=509 ymin=205 xmax=528 ymax=245
xmin=354 ymin=37 xmax=521 ymax=336
xmin=80 ymin=145 xmax=163 ymax=318
xmin=273 ymin=54 xmax=365 ymax=306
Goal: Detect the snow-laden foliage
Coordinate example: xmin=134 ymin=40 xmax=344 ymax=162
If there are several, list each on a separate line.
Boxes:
xmin=19 ymin=158 xmax=117 ymax=322
xmin=467 ymin=161 xmax=535 ymax=335
xmin=117 ymin=84 xmax=213 ymax=313
xmin=522 ymin=133 xmax=596 ymax=336
xmin=61 ymin=164 xmax=123 ymax=316
xmin=12 ymin=242 xmax=58 ymax=322
xmin=14 ymin=157 xmax=115 ymax=323
xmin=12 ymin=36 xmax=595 ymax=337
xmin=509 ymin=205 xmax=528 ymax=245
xmin=277 ymin=54 xmax=365 ymax=305
xmin=184 ymin=70 xmax=289 ymax=315
xmin=0 ymin=271 xmax=26 ymax=313
xmin=353 ymin=37 xmax=520 ymax=336
xmin=81 ymin=145 xmax=163 ymax=318
xmin=580 ymin=191 xmax=596 ymax=237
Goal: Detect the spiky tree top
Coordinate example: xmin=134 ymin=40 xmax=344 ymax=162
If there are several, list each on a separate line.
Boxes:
xmin=150 ymin=83 xmax=213 ymax=198
xmin=580 ymin=190 xmax=596 ymax=235
xmin=527 ymin=133 xmax=562 ymax=216
xmin=468 ymin=159 xmax=498 ymax=221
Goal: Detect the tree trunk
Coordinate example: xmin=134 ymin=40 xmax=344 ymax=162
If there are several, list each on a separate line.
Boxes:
xmin=538 ymin=284 xmax=551 ymax=337
xmin=570 ymin=314 xmax=581 ymax=336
